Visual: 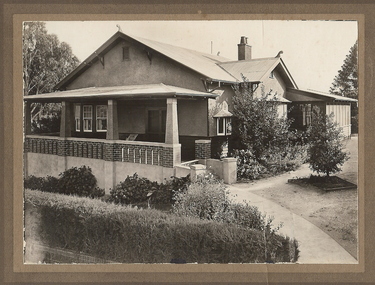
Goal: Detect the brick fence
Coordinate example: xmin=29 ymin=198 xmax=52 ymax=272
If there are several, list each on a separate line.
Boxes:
xmin=25 ymin=135 xmax=176 ymax=168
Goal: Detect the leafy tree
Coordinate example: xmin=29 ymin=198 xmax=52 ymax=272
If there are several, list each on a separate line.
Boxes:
xmin=330 ymin=41 xmax=358 ymax=133
xmin=23 ymin=21 xmax=80 ymax=121
xmin=231 ymin=81 xmax=292 ymax=162
xmin=307 ymin=106 xmax=349 ymax=177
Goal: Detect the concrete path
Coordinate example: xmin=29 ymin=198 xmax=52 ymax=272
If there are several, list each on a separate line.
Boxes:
xmin=228 ymin=184 xmax=358 ymax=264
xmin=227 ymin=141 xmax=359 ymax=265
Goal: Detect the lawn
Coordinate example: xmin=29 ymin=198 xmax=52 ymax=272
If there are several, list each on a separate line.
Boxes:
xmin=251 ymin=137 xmax=358 ymax=259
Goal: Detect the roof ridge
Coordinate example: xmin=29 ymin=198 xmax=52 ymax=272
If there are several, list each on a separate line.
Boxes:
xmin=219 ymin=57 xmax=279 ymax=65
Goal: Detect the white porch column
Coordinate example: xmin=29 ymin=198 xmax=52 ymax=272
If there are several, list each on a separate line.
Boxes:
xmin=107 ymin=99 xmax=119 ymax=140
xmin=165 ymin=98 xmax=179 ymax=144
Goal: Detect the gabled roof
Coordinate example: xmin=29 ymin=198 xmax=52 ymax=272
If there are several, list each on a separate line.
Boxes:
xmin=218 ymin=57 xmax=298 ymax=88
xmin=54 ymin=31 xmax=300 ymax=91
xmin=54 ymin=31 xmax=238 ymax=90
xmin=24 ymin=83 xmax=219 ymax=103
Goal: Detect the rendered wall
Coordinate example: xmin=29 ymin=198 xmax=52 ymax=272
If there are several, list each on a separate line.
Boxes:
xmin=66 ymin=41 xmax=206 ymax=93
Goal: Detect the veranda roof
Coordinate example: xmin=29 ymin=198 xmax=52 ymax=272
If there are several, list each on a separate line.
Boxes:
xmin=24 ymin=83 xmax=219 ymax=102
xmin=286 ymin=88 xmax=358 ymax=103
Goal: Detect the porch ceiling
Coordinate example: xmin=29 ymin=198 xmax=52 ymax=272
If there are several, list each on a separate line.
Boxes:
xmin=24 ymin=83 xmax=219 ymax=102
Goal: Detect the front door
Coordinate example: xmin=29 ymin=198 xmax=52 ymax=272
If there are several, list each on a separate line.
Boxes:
xmin=147 ymin=109 xmax=166 ymax=142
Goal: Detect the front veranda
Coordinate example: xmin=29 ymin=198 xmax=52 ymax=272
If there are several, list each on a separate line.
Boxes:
xmin=23 ymin=85 xmax=237 ymax=192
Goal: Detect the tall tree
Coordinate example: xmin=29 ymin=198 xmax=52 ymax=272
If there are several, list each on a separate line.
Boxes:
xmin=329 ymin=41 xmax=358 ymax=133
xmin=329 ymin=41 xmax=358 ymax=99
xmin=23 ymin=21 xmax=80 ymax=120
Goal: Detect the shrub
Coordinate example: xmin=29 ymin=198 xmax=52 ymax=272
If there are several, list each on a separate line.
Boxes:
xmin=56 ymin=166 xmax=98 ymax=197
xmin=24 ymin=166 xmax=104 ymax=198
xmin=231 ymin=82 xmax=293 ymax=161
xmin=307 ymin=106 xmax=349 ymax=176
xmin=232 ymin=149 xmax=267 ymax=180
xmin=40 ymin=175 xmax=61 ymax=193
xmin=24 ymin=189 xmax=298 ymax=263
xmin=24 ymin=175 xmax=45 ymax=190
xmin=173 ymin=174 xmax=230 ymax=221
xmin=109 ymin=173 xmax=190 ymax=206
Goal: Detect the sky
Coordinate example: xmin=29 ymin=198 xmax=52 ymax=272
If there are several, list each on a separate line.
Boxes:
xmin=44 ymin=20 xmax=358 ymax=93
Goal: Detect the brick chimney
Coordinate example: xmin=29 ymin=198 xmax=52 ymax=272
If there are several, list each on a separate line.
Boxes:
xmin=238 ymin=36 xmax=252 ymax=60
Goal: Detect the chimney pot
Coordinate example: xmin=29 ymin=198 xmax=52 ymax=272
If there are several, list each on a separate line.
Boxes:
xmin=240 ymin=36 xmax=248 ymax=44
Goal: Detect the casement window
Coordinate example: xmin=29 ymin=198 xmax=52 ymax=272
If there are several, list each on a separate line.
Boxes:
xmin=96 ymin=105 xmax=107 ymax=132
xmin=83 ymin=105 xmax=93 ymax=132
xmin=74 ymin=104 xmax=81 ymax=131
xmin=217 ymin=117 xmax=232 ymax=136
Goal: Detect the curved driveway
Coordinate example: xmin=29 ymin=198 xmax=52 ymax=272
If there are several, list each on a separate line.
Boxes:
xmin=228 ymin=183 xmax=358 ymax=264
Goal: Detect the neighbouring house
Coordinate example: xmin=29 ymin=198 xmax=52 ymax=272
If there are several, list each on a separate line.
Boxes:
xmin=23 ymin=32 xmax=357 ymax=192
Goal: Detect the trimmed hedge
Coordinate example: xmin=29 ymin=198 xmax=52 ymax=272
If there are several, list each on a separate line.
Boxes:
xmin=25 ymin=190 xmax=299 ymax=263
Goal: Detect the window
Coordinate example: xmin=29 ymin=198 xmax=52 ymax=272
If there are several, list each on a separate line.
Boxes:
xmin=217 ymin=117 xmax=232 ymax=136
xmin=122 ymin=46 xmax=130 ymax=61
xmin=269 ymin=71 xmax=274 ymax=79
xmin=226 ymin=117 xmax=232 ymax=135
xmin=83 ymin=105 xmax=93 ymax=132
xmin=96 ymin=105 xmax=107 ymax=131
xmin=75 ymin=104 xmax=81 ymax=131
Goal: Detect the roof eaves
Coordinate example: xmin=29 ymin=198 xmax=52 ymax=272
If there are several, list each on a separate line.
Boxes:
xmin=279 ymin=58 xmax=298 ymax=89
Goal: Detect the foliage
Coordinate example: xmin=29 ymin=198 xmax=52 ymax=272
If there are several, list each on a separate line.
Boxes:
xmin=231 ymin=82 xmax=293 ymax=161
xmin=232 ymin=149 xmax=267 ymax=180
xmin=172 ymin=174 xmax=230 ymax=221
xmin=24 ymin=175 xmax=45 ymax=190
xmin=109 ymin=173 xmax=190 ymax=206
xmin=306 ymin=106 xmax=349 ymax=176
xmin=330 ymin=41 xmax=358 ymax=100
xmin=58 ymin=166 xmax=98 ymax=197
xmin=230 ymin=81 xmax=306 ymax=179
xmin=330 ymin=41 xmax=358 ymax=133
xmin=23 ymin=21 xmax=80 ymax=128
xmin=31 ymin=113 xmax=61 ymax=134
xmin=172 ymin=175 xmax=298 ymax=262
xmin=25 ymin=189 xmax=299 ymax=263
xmin=24 ymin=166 xmax=104 ymax=198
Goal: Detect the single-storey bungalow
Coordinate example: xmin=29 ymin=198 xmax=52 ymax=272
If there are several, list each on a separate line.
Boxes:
xmin=23 ymin=32 xmax=357 ymax=192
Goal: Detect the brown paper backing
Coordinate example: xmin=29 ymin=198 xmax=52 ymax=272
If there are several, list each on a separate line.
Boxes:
xmin=1 ymin=1 xmax=373 ymax=284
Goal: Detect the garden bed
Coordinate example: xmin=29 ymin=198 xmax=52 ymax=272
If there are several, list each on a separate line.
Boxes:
xmin=288 ymin=175 xmax=357 ymax=191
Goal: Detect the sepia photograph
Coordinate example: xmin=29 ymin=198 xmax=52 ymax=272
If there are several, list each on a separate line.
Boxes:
xmin=22 ymin=20 xmax=358 ymax=265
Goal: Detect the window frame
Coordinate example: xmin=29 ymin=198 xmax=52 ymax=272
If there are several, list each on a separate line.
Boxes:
xmin=96 ymin=105 xmax=108 ymax=132
xmin=83 ymin=105 xmax=93 ymax=132
xmin=74 ymin=104 xmax=81 ymax=132
xmin=216 ymin=117 xmax=232 ymax=136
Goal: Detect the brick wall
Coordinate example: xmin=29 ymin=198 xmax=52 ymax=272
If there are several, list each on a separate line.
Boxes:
xmin=25 ymin=136 xmax=176 ymax=168
xmin=195 ymin=140 xmax=211 ymax=160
